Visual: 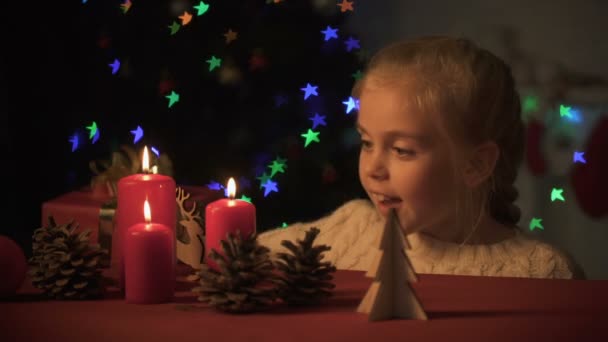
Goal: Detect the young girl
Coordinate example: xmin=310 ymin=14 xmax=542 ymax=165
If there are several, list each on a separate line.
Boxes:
xmin=258 ymin=36 xmax=585 ymax=279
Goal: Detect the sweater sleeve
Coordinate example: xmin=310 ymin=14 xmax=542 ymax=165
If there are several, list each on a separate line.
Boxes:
xmin=257 ymin=199 xmax=374 ymax=266
xmin=529 ymin=242 xmax=585 ymax=279
xmin=554 ymin=248 xmax=587 ymax=280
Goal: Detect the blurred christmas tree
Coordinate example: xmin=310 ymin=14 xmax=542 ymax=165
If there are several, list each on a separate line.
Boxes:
xmin=35 ymin=0 xmax=367 ymax=230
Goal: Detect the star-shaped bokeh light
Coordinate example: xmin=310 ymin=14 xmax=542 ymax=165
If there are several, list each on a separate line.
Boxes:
xmin=166 ymin=91 xmax=180 ymax=108
xmin=207 ymin=181 xmax=222 ymax=191
xmin=309 ymin=113 xmax=327 ymax=129
xmin=179 ymin=11 xmax=193 ymax=25
xmin=256 ymin=172 xmax=272 ymax=189
xmin=109 ymin=59 xmax=120 ymax=75
xmin=301 ymin=129 xmax=320 ymax=147
xmin=559 ymin=104 xmax=572 ymax=119
xmin=551 ymin=188 xmax=565 ymax=202
xmin=344 ymin=37 xmax=360 ymax=52
xmin=193 ymin=1 xmax=210 ymax=16
xmin=261 ymin=179 xmax=279 ymax=197
xmin=86 ymin=121 xmax=98 ymax=139
xmin=130 ymin=125 xmax=144 ymax=144
xmin=168 ymin=21 xmax=180 ymax=35
xmin=336 ymin=0 xmax=354 ymax=12
xmin=206 ymin=56 xmax=222 ymax=71
xmin=321 ymin=26 xmax=338 ymax=41
xmin=300 ymin=83 xmax=318 ymax=100
xmin=573 ymin=151 xmax=586 ymax=164
xmin=92 ymin=129 xmax=100 ymax=144
xmin=120 ymin=0 xmax=132 ymax=14
xmin=342 ymin=96 xmax=359 ymax=114
xmin=529 ymin=217 xmax=544 ymax=231
xmin=268 ymin=158 xmax=287 ymax=177
xmin=69 ymin=134 xmax=79 ymax=152
xmin=562 ymin=107 xmax=582 ymax=124
xmin=224 ymin=29 xmax=238 ymax=44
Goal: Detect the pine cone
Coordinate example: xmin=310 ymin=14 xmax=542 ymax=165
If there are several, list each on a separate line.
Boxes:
xmin=192 ymin=230 xmax=276 ymax=313
xmin=273 ymin=227 xmax=336 ymax=306
xmin=28 ymin=216 xmax=108 ymax=300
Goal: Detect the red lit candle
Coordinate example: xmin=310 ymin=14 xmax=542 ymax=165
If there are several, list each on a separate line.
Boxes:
xmin=113 ymin=146 xmax=176 ymax=290
xmin=125 ymin=199 xmax=175 ymax=304
xmin=205 ymin=178 xmax=256 ymax=270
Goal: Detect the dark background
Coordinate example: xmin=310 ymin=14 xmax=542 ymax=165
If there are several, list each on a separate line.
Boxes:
xmin=2 ymin=0 xmax=367 ymax=256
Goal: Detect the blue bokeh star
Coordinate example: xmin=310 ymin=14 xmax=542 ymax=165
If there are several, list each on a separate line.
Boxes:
xmin=261 ymin=179 xmax=279 ymax=197
xmin=206 ymin=181 xmax=222 ymax=191
xmin=321 ymin=26 xmax=338 ymax=41
xmin=342 ymin=96 xmax=359 ymax=114
xmin=92 ymin=129 xmax=100 ymax=144
xmin=573 ymin=151 xmax=586 ymax=164
xmin=130 ymin=125 xmax=144 ymax=144
xmin=300 ymin=83 xmax=318 ymax=100
xmin=309 ymin=113 xmax=327 ymax=129
xmin=344 ymin=37 xmax=360 ymax=52
xmin=69 ymin=134 xmax=79 ymax=152
xmin=109 ymin=59 xmax=121 ymax=75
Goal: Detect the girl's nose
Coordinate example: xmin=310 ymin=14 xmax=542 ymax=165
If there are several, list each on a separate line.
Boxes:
xmin=365 ymin=152 xmax=389 ymax=181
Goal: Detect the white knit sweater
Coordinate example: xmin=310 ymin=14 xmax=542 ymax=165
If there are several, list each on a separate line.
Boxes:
xmin=258 ymin=199 xmax=582 ymax=279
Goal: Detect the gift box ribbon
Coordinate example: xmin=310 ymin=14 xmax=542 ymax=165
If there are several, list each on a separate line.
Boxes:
xmin=98 ymin=199 xmax=117 ymax=267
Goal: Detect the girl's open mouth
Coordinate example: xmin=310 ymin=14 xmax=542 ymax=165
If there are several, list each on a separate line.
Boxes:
xmin=370 ymin=192 xmax=402 ymax=213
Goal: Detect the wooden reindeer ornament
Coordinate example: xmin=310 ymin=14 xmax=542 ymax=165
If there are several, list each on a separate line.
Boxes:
xmin=175 ymin=187 xmax=205 ymax=270
xmin=357 ymin=209 xmax=427 ymax=321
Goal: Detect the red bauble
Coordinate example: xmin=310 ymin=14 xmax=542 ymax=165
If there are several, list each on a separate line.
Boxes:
xmin=249 ymin=52 xmax=268 ymax=71
xmin=0 ymin=236 xmax=28 ymax=298
xmin=158 ymin=80 xmax=176 ymax=96
xmin=322 ymin=164 xmax=338 ymax=184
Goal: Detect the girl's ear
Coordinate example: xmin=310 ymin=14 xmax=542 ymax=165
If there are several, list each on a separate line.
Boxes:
xmin=462 ymin=141 xmax=499 ymax=188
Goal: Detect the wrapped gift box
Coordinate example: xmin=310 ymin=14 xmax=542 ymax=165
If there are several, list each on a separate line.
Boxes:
xmin=41 ymin=185 xmax=221 ymax=267
xmin=41 ymin=189 xmax=113 ymax=246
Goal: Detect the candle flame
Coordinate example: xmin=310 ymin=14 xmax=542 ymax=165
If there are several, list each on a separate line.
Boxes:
xmin=144 ymin=198 xmax=151 ymax=224
xmin=227 ymin=178 xmax=236 ymax=199
xmin=142 ymin=146 xmax=150 ymax=173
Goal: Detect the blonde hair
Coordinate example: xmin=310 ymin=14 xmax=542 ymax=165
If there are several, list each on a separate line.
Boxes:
xmin=353 ymin=36 xmax=525 ymax=235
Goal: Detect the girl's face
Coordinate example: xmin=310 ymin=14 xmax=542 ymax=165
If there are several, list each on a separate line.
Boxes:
xmin=357 ymin=81 xmax=460 ymax=237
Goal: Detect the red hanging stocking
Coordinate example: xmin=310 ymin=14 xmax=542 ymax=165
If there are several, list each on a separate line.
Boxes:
xmin=570 ymin=116 xmax=608 ymax=219
xmin=525 ymin=119 xmax=547 ymax=176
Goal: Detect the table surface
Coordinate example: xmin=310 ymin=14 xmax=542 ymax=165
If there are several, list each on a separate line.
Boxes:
xmin=2 ymin=267 xmax=608 ymax=342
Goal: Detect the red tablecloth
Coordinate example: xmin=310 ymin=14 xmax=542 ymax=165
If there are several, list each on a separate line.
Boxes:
xmin=2 ymin=268 xmax=607 ymax=342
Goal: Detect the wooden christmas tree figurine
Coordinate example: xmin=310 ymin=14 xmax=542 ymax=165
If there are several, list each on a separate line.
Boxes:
xmin=357 ymin=209 xmax=427 ymax=321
